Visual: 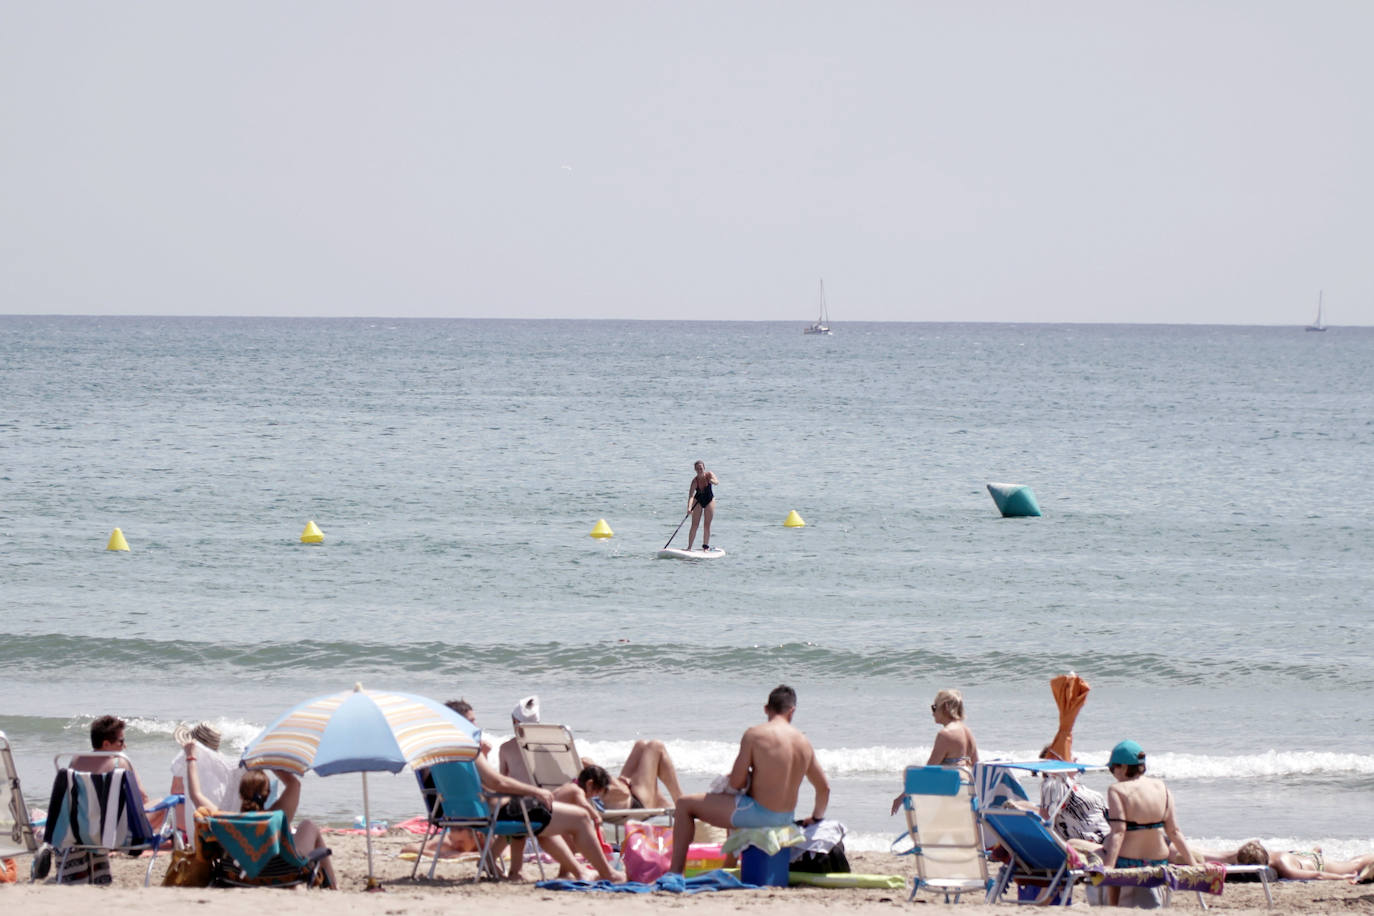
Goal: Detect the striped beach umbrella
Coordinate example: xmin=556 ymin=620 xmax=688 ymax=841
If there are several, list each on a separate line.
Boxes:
xmin=241 ymin=683 xmax=481 ymax=888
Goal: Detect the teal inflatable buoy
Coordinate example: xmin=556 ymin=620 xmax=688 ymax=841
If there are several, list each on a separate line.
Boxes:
xmin=987 ymin=482 xmax=1042 ymax=517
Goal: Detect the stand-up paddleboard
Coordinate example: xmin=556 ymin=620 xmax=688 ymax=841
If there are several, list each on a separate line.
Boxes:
xmin=656 ymin=547 xmax=726 ymax=560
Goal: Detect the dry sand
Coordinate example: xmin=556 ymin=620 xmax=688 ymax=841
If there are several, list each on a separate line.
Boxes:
xmin=5 ymin=832 xmax=1372 ymax=914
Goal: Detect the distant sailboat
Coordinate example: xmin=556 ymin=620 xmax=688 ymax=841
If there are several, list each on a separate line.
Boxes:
xmin=803 ymin=278 xmax=832 ymax=335
xmin=1306 ymin=290 xmax=1327 ymax=332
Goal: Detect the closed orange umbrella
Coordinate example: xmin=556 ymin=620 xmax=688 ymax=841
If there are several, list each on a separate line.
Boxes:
xmin=1048 ymin=672 xmax=1090 ymax=762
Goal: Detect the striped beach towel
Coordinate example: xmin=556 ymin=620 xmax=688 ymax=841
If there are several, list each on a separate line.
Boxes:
xmin=43 ymin=768 xmax=153 ymax=852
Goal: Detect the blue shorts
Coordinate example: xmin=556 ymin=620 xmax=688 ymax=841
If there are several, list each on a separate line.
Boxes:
xmin=729 ymin=795 xmax=795 ymax=829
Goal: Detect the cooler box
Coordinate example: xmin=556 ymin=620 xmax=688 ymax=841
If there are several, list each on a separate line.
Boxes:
xmin=740 ymin=846 xmax=790 ymax=887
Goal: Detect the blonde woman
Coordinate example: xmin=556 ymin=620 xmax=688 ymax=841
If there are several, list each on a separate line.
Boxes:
xmin=891 ymin=688 xmax=979 ymax=813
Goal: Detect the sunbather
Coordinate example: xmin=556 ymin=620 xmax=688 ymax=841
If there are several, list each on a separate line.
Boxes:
xmin=668 ymin=685 xmax=830 ymax=875
xmin=552 ymin=765 xmax=611 ymax=825
xmin=70 ymin=715 xmax=150 ymax=804
xmin=179 ymin=737 xmax=338 ymax=889
xmin=150 ymin=722 xmax=240 ymax=833
xmin=586 ymin=739 xmax=684 ymax=811
xmin=890 ymin=688 xmax=978 ymax=814
xmin=1102 ymin=740 xmax=1195 ymax=907
xmin=472 ymin=746 xmax=625 ymax=881
xmin=1037 ymin=745 xmax=1109 ymax=843
xmin=1201 ymin=841 xmax=1374 ymax=882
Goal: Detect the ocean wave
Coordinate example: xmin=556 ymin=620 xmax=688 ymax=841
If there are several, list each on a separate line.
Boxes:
xmin=14 ymin=712 xmax=1374 ymax=784
xmin=2 ymin=634 xmax=1366 ymax=689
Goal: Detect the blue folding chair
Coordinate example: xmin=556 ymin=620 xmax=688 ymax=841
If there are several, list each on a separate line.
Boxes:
xmin=891 ymin=765 xmax=992 ymax=902
xmin=411 ymin=759 xmax=546 ymax=881
xmin=981 ymin=807 xmax=1088 ymax=905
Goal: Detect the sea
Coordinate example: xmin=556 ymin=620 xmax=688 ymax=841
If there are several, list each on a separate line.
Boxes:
xmin=2 ymin=316 xmax=1372 ymax=856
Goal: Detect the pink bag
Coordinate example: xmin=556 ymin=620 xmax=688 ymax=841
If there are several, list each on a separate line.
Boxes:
xmin=621 ymin=822 xmax=673 ymax=883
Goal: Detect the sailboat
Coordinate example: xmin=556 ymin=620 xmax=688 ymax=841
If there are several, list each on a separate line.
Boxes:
xmin=1306 ymin=290 xmax=1327 ymax=332
xmin=803 ymin=278 xmax=832 ymax=335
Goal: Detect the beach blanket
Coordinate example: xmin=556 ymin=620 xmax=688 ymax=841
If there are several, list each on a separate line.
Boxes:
xmin=1086 ymin=862 xmax=1226 ymax=895
xmin=536 ymin=869 xmax=758 ymax=894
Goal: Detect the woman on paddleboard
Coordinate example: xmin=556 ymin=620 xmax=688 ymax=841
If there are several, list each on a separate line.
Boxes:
xmin=686 ymin=460 xmax=718 ymax=551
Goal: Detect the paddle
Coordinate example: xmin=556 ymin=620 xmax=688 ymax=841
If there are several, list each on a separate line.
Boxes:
xmin=663 ymin=497 xmax=697 ymax=550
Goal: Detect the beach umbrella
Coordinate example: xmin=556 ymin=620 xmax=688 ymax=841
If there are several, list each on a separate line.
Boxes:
xmin=241 ymin=683 xmax=481 ymax=889
xmin=1047 ymin=672 xmax=1091 ymax=763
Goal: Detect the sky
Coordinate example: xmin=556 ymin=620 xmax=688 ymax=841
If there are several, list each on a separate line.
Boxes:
xmin=2 ymin=2 xmax=1371 ymax=325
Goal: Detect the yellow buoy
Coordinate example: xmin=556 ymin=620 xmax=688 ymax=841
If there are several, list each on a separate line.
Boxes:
xmin=300 ymin=520 xmax=324 ymax=544
xmin=106 ymin=527 xmax=130 ymax=551
xmin=783 ymin=510 xmax=806 ymax=528
xmin=589 ymin=519 xmax=614 ymax=539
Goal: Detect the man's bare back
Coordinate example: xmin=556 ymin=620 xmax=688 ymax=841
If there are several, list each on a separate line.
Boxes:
xmin=669 ymin=685 xmax=830 ymax=874
xmin=734 ymin=717 xmax=813 ymax=814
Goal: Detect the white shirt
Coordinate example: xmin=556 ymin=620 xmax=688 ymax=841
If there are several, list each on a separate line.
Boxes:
xmin=170 ymin=743 xmax=242 ymax=810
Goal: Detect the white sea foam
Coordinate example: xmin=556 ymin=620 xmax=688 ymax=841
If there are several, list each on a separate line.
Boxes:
xmin=117 ymin=721 xmax=1374 ymax=785
xmin=125 ymin=715 xmax=268 ymax=754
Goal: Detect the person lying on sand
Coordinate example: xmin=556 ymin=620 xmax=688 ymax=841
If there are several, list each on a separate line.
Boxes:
xmin=668 ymin=684 xmax=830 ymax=875
xmin=1198 ymin=841 xmax=1374 ymax=882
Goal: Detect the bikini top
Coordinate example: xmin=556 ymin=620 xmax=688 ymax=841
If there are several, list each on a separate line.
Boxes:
xmin=1108 ymin=789 xmax=1170 ymax=831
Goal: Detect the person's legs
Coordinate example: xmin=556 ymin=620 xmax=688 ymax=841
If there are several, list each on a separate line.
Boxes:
xmin=506 ymin=836 xmax=527 ymax=879
xmin=1327 ymin=853 xmax=1374 ymax=875
xmin=702 ymin=503 xmax=714 ymax=547
xmin=669 ymin=793 xmax=738 ymax=874
xmin=687 ymin=506 xmax=702 ymax=549
xmin=620 ymin=739 xmax=682 ymax=808
xmin=292 ymin=819 xmax=338 ymax=889
xmin=543 ymin=802 xmax=624 ymax=881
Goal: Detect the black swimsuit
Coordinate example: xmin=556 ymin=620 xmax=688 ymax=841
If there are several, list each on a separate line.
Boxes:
xmin=695 ymin=481 xmax=714 ymax=508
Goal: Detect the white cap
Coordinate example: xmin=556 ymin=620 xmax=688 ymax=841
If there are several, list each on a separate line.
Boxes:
xmin=512 ymin=695 xmax=540 ymax=724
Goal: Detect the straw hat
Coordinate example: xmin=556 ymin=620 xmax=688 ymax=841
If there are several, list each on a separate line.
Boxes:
xmin=173 ymin=721 xmax=223 ymax=752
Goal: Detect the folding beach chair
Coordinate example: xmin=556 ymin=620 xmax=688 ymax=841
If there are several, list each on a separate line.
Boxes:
xmin=981 ymin=807 xmax=1090 ymax=905
xmin=195 ymin=809 xmax=331 ymax=888
xmin=515 ymin=723 xmax=672 ymax=843
xmin=1 ymin=731 xmax=40 ymax=871
xmin=891 ymin=765 xmax=991 ymax=902
xmin=411 ymin=759 xmax=547 ymax=882
xmin=1084 ymin=860 xmax=1275 ymax=910
xmin=43 ymin=752 xmax=157 ymax=884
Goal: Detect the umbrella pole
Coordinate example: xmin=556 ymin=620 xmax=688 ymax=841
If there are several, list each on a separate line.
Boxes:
xmin=362 ymin=772 xmax=383 ymax=892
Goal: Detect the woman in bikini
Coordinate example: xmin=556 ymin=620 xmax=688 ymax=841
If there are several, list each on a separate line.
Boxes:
xmin=1102 ymin=740 xmax=1195 ymax=906
xmin=1203 ymin=840 xmax=1374 ymax=881
xmin=686 ymin=460 xmax=718 ymax=551
xmin=890 ymin=688 xmax=979 ymax=813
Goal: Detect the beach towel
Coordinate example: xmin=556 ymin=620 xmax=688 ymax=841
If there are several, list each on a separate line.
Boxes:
xmin=43 ymin=768 xmax=151 ymax=853
xmin=721 ymin=824 xmax=804 ymax=857
xmin=536 ymin=868 xmax=757 ymax=894
xmin=1086 ymin=862 xmax=1227 ymax=896
xmin=197 ymin=810 xmax=296 ymax=879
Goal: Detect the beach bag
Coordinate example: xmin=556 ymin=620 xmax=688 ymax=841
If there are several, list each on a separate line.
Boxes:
xmin=790 ymin=840 xmax=850 ymax=874
xmin=162 ymin=846 xmax=213 ymax=887
xmin=621 ymin=821 xmax=673 ymax=883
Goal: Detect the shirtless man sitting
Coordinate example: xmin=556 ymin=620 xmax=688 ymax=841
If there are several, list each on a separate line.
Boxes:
xmin=668 ymin=684 xmax=830 ymax=875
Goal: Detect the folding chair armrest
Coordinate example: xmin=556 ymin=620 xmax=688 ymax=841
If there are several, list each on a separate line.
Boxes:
xmin=306 ymin=846 xmax=332 ymax=864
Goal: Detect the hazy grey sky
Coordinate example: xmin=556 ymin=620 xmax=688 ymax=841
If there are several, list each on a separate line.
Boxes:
xmin=3 ymin=2 xmax=1371 ymax=324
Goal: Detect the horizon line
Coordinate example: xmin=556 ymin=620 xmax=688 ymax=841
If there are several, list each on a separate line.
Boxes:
xmin=2 ymin=313 xmax=1369 ymax=329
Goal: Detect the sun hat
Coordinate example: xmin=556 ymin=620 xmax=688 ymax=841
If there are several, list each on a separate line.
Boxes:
xmin=1109 ymin=739 xmax=1146 ymax=767
xmin=511 ymin=696 xmax=540 ymax=725
xmin=173 ymin=721 xmax=223 ymax=752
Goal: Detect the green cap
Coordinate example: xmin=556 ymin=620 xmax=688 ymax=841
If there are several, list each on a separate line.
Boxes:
xmin=1109 ymin=739 xmax=1145 ymax=767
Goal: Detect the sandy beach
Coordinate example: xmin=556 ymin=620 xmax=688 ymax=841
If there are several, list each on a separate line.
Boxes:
xmin=5 ymin=832 xmax=1371 ymax=915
